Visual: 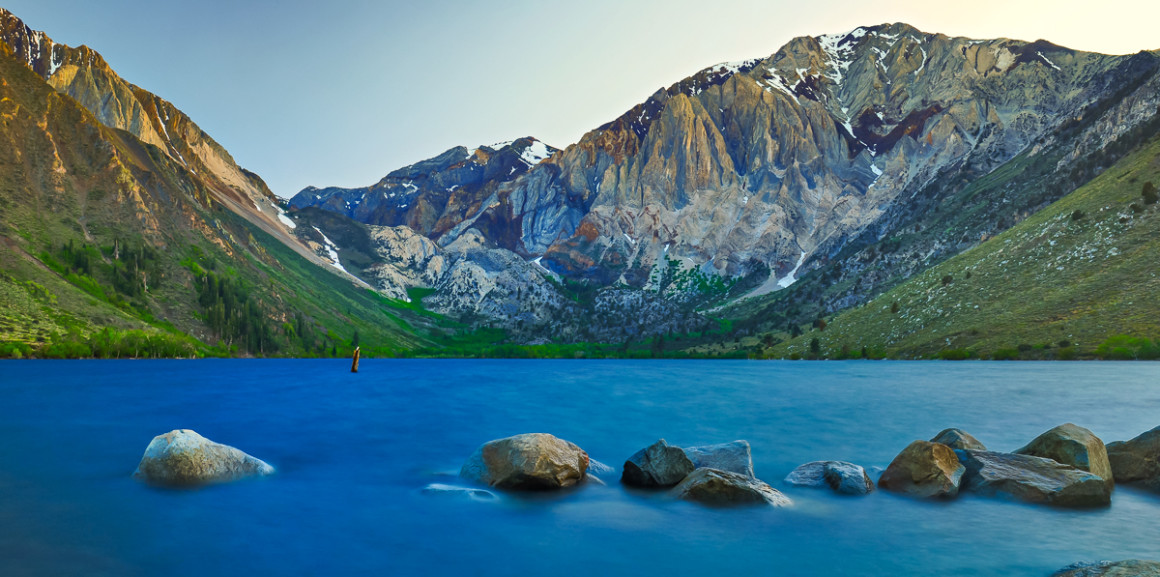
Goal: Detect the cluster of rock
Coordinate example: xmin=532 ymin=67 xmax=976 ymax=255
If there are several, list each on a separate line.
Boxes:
xmin=875 ymin=423 xmax=1157 ymax=508
xmin=621 ymin=439 xmax=791 ymax=506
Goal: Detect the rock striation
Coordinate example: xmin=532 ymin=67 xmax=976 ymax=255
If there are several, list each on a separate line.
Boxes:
xmin=672 ymin=468 xmax=792 ymax=507
xmin=878 ymin=440 xmax=964 ymax=498
xmin=133 ymin=429 xmax=274 ymax=486
xmin=956 ymin=450 xmax=1111 ymax=507
xmin=459 ymin=433 xmax=589 ymax=490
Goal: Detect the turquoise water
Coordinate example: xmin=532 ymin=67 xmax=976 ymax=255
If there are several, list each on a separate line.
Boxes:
xmin=1 ymin=360 xmax=1158 ymax=576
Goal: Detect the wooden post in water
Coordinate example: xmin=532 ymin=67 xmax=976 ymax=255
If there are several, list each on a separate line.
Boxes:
xmin=351 ymin=346 xmax=360 ymax=373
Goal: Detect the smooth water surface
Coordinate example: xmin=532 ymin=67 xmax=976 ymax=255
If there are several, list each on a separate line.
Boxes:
xmin=1 ymin=360 xmax=1159 ymax=576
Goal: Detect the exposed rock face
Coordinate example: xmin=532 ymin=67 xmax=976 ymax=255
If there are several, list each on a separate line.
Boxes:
xmin=290 ymin=138 xmax=559 ymax=242
xmin=931 ymin=428 xmax=987 ymax=451
xmin=784 ymin=461 xmax=874 ymax=495
xmin=1106 ymin=426 xmax=1160 ymax=492
xmin=878 ymin=440 xmax=964 ymax=498
xmin=1053 ymin=560 xmax=1160 ymax=577
xmin=957 ymin=450 xmax=1111 ymax=507
xmin=1016 ymin=423 xmax=1113 ymax=487
xmin=459 ymin=433 xmax=589 ymax=490
xmin=133 ymin=429 xmax=274 ymax=486
xmin=672 ymin=468 xmax=792 ymax=507
xmin=622 ymin=439 xmax=696 ymax=487
xmin=684 ymin=440 xmax=755 ymax=479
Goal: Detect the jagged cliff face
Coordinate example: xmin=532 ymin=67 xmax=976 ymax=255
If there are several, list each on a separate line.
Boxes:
xmin=506 ymin=24 xmax=1125 ymax=288
xmin=294 ymin=23 xmax=1136 ymax=301
xmin=290 ymin=137 xmax=558 ymax=244
xmin=0 ymin=8 xmax=315 ymax=268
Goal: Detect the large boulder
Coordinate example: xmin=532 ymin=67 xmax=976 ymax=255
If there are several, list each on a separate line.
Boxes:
xmin=1016 ymin=423 xmax=1113 ymax=487
xmin=622 ymin=439 xmax=695 ymax=487
xmin=133 ymin=429 xmax=274 ymax=486
xmin=684 ymin=441 xmax=755 ymax=479
xmin=930 ymin=428 xmax=987 ymax=451
xmin=785 ymin=461 xmax=875 ymax=495
xmin=878 ymin=440 xmax=964 ymax=498
xmin=672 ymin=468 xmax=792 ymax=507
xmin=957 ymin=450 xmax=1111 ymax=507
xmin=459 ymin=433 xmax=589 ymax=490
xmin=1106 ymin=426 xmax=1160 ymax=492
xmin=1053 ymin=560 xmax=1160 ymax=577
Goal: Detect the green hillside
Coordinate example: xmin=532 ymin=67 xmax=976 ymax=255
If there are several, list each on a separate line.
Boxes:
xmin=0 ymin=42 xmax=435 ymax=358
xmin=768 ymin=132 xmax=1160 ymax=360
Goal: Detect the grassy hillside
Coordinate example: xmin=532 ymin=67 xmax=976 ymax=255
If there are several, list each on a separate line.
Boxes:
xmin=766 ymin=132 xmax=1160 ymax=360
xmin=0 ymin=43 xmax=436 ymax=358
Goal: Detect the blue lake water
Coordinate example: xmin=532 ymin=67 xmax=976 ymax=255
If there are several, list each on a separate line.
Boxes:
xmin=1 ymin=360 xmax=1159 ymax=576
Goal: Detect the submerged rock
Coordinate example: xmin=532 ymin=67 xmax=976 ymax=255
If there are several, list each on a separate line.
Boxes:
xmin=957 ymin=450 xmax=1111 ymax=507
xmin=930 ymin=428 xmax=987 ymax=451
xmin=785 ymin=461 xmax=875 ymax=495
xmin=1053 ymin=560 xmax=1160 ymax=577
xmin=459 ymin=433 xmax=589 ymax=490
xmin=878 ymin=440 xmax=964 ymax=498
xmin=622 ymin=439 xmax=695 ymax=487
xmin=1016 ymin=423 xmax=1113 ymax=487
xmin=684 ymin=440 xmax=755 ymax=479
xmin=422 ymin=483 xmax=499 ymax=502
xmin=1106 ymin=426 xmax=1160 ymax=492
xmin=672 ymin=468 xmax=792 ymax=507
xmin=133 ymin=429 xmax=274 ymax=486
xmin=587 ymin=459 xmax=615 ymax=476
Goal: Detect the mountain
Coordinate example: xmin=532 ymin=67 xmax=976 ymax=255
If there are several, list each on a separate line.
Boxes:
xmin=295 ymin=22 xmax=1160 ymax=345
xmin=0 ymin=8 xmax=432 ymax=357
xmin=764 ymin=121 xmax=1160 ymax=360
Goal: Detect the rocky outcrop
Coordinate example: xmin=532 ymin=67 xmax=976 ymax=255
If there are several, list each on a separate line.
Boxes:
xmin=459 ymin=433 xmax=589 ymax=490
xmin=878 ymin=440 xmax=964 ymax=498
xmin=1052 ymin=560 xmax=1160 ymax=577
xmin=930 ymin=428 xmax=987 ymax=451
xmin=672 ymin=468 xmax=792 ymax=507
xmin=784 ymin=461 xmax=875 ymax=495
xmin=1106 ymin=425 xmax=1160 ymax=492
xmin=1016 ymin=423 xmax=1113 ymax=487
xmin=133 ymin=429 xmax=274 ymax=486
xmin=622 ymin=439 xmax=695 ymax=487
xmin=684 ymin=441 xmax=755 ymax=479
xmin=957 ymin=450 xmax=1111 ymax=507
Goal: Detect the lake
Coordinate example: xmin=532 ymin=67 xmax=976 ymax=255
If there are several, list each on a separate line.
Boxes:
xmin=1 ymin=360 xmax=1158 ymax=576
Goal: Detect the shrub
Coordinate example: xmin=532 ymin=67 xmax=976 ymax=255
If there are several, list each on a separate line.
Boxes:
xmin=1071 ymin=209 xmax=1085 ymax=221
xmin=1130 ymin=203 xmax=1144 ymax=214
xmin=1057 ymin=347 xmax=1077 ymax=360
xmin=938 ymin=349 xmax=972 ymax=360
xmin=991 ymin=348 xmax=1021 ymax=361
xmin=809 ymin=337 xmax=821 ymax=355
xmin=891 ymin=302 xmax=900 ymax=314
xmin=941 ymin=275 xmax=954 ymax=286
xmin=1143 ymin=182 xmax=1158 ymax=205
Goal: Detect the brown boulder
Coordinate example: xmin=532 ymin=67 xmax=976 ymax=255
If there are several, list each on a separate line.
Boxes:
xmin=930 ymin=428 xmax=987 ymax=451
xmin=1016 ymin=423 xmax=1113 ymax=487
xmin=459 ymin=433 xmax=589 ymax=490
xmin=1106 ymin=425 xmax=1160 ymax=492
xmin=878 ymin=440 xmax=964 ymax=498
xmin=958 ymin=450 xmax=1111 ymax=507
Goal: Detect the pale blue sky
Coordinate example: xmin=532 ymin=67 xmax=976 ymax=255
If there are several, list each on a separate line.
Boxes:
xmin=6 ymin=0 xmax=1157 ymax=197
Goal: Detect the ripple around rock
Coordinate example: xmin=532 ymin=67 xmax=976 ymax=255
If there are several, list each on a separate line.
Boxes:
xmin=785 ymin=461 xmax=875 ymax=495
xmin=133 ymin=429 xmax=274 ymax=487
xmin=1052 ymin=560 xmax=1160 ymax=576
xmin=672 ymin=468 xmax=792 ymax=507
xmin=878 ymin=440 xmax=964 ymax=499
xmin=459 ymin=433 xmax=589 ymax=490
xmin=957 ymin=450 xmax=1111 ymax=508
xmin=422 ymin=483 xmax=499 ymax=502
